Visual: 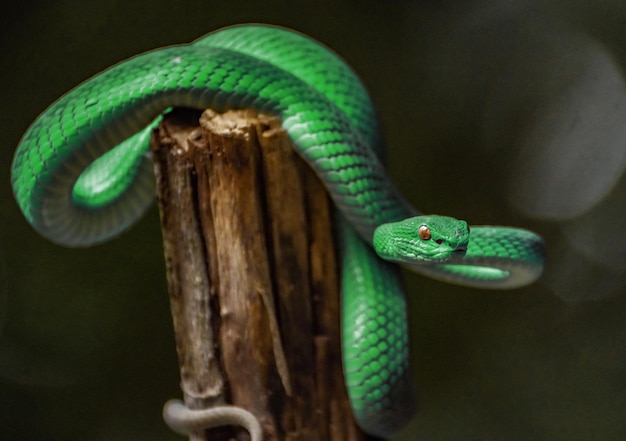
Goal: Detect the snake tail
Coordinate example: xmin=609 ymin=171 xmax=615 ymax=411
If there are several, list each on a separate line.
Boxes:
xmin=163 ymin=400 xmax=262 ymax=441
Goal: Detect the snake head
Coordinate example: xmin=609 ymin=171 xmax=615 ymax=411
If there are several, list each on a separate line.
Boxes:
xmin=373 ymin=215 xmax=470 ymax=264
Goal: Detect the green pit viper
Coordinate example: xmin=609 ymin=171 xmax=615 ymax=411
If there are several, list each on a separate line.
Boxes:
xmin=11 ymin=24 xmax=545 ymax=439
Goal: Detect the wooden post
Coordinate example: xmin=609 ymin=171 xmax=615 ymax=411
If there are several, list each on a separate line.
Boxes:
xmin=151 ymin=108 xmax=370 ymax=441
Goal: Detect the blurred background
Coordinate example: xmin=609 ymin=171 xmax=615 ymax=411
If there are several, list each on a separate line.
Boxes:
xmin=1 ymin=1 xmax=625 ymax=439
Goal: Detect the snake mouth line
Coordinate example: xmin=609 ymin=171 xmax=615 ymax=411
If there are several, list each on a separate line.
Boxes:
xmin=421 ymin=246 xmax=467 ymax=262
xmin=436 ymin=245 xmax=467 ymax=260
xmin=454 ymin=245 xmax=467 ymax=254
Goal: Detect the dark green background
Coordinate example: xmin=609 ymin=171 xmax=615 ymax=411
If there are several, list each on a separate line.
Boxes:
xmin=2 ymin=1 xmax=626 ymax=440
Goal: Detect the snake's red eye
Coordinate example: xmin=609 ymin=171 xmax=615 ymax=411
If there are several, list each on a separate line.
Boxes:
xmin=419 ymin=225 xmax=431 ymax=240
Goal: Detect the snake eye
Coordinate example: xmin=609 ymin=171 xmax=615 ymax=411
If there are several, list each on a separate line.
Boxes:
xmin=419 ymin=225 xmax=431 ymax=240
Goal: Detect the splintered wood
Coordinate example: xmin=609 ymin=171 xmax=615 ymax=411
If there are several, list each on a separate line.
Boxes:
xmin=151 ymin=108 xmax=368 ymax=441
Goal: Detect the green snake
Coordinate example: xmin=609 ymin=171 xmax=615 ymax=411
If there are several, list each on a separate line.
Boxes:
xmin=10 ymin=24 xmax=545 ymax=439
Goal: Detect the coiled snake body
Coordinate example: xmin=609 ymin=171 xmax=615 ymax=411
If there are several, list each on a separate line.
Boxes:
xmin=11 ymin=25 xmax=545 ymax=439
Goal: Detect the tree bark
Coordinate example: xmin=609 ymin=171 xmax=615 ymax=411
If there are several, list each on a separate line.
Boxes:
xmin=151 ymin=108 xmax=370 ymax=441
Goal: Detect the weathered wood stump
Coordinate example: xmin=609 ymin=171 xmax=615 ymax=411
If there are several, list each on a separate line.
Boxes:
xmin=151 ymin=108 xmax=372 ymax=441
